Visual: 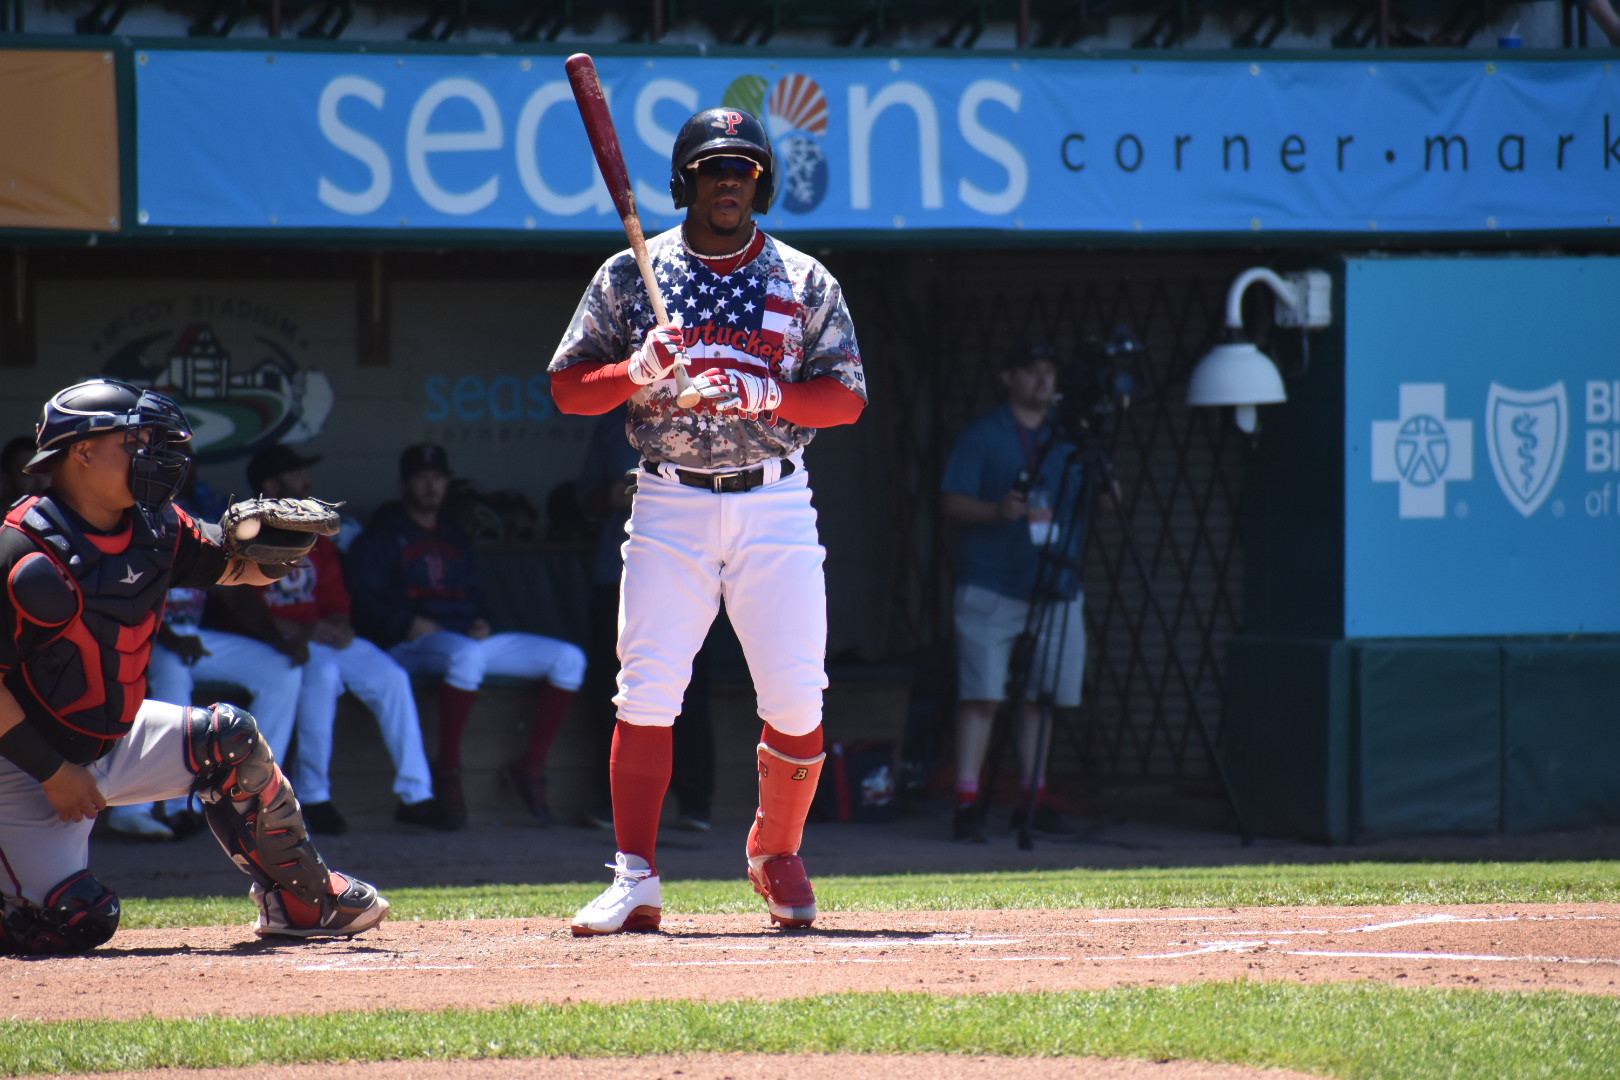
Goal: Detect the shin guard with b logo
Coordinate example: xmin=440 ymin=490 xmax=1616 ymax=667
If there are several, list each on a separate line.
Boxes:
xmin=746 ymin=742 xmax=826 ymax=860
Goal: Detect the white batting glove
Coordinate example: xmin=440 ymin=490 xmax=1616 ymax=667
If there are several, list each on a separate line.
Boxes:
xmin=689 ymin=369 xmax=783 ymax=416
xmin=628 ymin=317 xmax=686 ymax=386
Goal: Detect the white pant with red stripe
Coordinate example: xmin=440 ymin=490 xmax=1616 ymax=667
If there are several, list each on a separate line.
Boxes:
xmin=615 ymin=454 xmax=826 ymax=736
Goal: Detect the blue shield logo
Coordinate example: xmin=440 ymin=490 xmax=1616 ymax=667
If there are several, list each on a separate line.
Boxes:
xmin=1485 ymin=382 xmax=1567 ymax=518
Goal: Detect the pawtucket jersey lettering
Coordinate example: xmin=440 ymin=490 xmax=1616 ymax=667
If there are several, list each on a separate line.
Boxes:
xmin=551 ymin=228 xmax=865 ymax=469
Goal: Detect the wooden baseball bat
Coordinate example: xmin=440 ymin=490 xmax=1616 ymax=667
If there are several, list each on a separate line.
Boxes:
xmin=565 ymin=53 xmax=702 ymax=410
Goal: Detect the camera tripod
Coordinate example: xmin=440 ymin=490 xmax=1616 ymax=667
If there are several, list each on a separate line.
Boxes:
xmin=974 ymin=420 xmax=1255 ymax=850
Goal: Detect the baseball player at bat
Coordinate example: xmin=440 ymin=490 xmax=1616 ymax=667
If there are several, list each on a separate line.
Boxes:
xmin=0 ymin=379 xmax=389 ymax=954
xmin=551 ymin=105 xmax=866 ymax=935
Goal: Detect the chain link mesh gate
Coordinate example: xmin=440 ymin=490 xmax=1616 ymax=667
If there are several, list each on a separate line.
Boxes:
xmin=839 ymin=249 xmax=1271 ymax=800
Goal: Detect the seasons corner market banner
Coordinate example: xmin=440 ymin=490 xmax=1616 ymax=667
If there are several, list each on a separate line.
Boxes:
xmin=132 ymin=50 xmax=1620 ymax=236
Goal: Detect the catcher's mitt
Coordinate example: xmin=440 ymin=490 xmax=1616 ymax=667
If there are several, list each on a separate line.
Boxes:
xmin=219 ymin=497 xmax=344 ymax=565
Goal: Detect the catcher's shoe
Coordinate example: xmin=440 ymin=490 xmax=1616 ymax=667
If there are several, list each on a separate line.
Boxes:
xmin=748 ymin=853 xmax=816 ymax=928
xmin=571 ymin=853 xmax=662 ymax=936
xmin=252 ymin=874 xmax=391 ymax=939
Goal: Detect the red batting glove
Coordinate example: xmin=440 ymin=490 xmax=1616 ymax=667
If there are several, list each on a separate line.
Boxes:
xmin=689 ymin=369 xmax=783 ymax=417
xmin=628 ymin=318 xmax=687 ymax=386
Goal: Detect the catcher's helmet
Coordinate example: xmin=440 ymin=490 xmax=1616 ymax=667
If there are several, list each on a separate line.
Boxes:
xmin=26 ymin=378 xmax=193 ymax=511
xmin=669 ymin=107 xmax=776 ymax=215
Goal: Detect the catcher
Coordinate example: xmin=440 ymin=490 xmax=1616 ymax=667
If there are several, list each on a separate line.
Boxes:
xmin=0 ymin=378 xmax=388 ymax=954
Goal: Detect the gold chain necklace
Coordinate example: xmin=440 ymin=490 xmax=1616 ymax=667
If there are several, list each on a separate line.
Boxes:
xmin=682 ymin=223 xmax=756 ymax=263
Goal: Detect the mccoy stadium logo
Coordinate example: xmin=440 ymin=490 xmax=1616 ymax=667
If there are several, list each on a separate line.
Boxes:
xmin=723 ymin=73 xmax=829 ymax=215
xmin=90 ymin=295 xmax=333 ymax=463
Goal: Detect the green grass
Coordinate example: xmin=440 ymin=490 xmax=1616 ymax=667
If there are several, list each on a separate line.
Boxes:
xmin=120 ymin=860 xmax=1620 ymax=929
xmin=4 ymin=985 xmax=1618 ymax=1079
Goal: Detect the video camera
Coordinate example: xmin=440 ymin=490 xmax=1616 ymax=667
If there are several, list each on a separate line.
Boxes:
xmin=1051 ymin=325 xmax=1145 ymax=432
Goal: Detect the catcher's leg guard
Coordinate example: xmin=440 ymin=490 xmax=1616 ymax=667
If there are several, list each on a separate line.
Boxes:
xmin=746 ymin=743 xmax=824 ymax=929
xmin=1 ymin=871 xmax=121 ymax=955
xmin=186 ymin=703 xmax=388 ymax=937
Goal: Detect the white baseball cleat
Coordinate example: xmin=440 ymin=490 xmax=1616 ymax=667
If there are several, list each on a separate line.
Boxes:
xmin=571 ymin=852 xmax=662 ymax=936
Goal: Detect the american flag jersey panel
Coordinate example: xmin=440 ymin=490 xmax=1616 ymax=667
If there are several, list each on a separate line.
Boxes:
xmin=550 ymin=227 xmax=865 ymax=469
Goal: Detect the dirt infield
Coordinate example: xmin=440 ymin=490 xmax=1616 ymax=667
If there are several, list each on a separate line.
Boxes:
xmin=24 ymin=816 xmax=1618 ymax=1078
xmin=14 ymin=902 xmax=1618 ymax=1080
xmin=9 ymin=903 xmax=1616 ymax=1021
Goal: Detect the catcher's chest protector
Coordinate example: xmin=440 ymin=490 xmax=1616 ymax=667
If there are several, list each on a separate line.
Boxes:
xmin=4 ymin=495 xmax=176 ymax=743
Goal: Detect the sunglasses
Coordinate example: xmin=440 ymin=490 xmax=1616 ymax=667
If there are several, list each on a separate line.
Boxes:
xmin=689 ymin=156 xmax=762 ymax=180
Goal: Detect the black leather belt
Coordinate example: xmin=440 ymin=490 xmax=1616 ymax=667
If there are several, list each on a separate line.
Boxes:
xmin=644 ymin=458 xmax=795 ymax=493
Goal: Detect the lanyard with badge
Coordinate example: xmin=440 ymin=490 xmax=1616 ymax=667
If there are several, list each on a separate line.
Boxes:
xmin=1015 ymin=420 xmax=1059 ymax=548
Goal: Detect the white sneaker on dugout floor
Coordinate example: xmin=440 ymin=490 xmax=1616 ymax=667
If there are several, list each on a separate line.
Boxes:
xmin=104 ymin=805 xmax=175 ymax=842
xmin=570 ymin=852 xmax=662 ymax=936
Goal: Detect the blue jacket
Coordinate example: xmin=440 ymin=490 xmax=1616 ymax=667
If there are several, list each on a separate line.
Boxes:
xmin=348 ymin=501 xmax=485 ymax=647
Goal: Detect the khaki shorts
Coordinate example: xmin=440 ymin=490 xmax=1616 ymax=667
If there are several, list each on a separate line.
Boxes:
xmin=954 ymin=583 xmax=1086 ymax=706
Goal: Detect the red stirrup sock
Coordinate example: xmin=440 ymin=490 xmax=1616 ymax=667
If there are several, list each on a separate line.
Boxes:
xmin=520 ymin=683 xmax=576 ymax=774
xmin=760 ymin=723 xmax=822 ymax=761
xmin=436 ymin=685 xmax=479 ymax=768
xmin=610 ymin=720 xmax=673 ymax=867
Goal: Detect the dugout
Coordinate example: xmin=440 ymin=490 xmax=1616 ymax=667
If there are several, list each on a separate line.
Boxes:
xmin=2 ymin=30 xmax=1618 ymax=839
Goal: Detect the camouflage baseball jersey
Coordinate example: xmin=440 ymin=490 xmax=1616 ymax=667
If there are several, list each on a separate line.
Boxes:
xmin=550 ymin=227 xmax=865 ymax=469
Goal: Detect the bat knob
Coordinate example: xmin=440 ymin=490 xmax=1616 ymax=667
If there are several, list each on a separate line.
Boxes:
xmin=676 ymin=387 xmax=704 ymax=409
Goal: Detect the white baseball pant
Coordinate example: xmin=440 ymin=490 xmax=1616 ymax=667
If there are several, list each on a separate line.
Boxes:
xmin=292 ymin=638 xmax=434 ymax=805
xmin=389 ymin=630 xmax=586 ymax=693
xmin=616 ymin=455 xmax=827 ymax=736
xmin=0 ymin=701 xmax=193 ymax=906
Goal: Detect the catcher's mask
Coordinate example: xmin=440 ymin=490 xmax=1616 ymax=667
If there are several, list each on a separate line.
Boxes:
xmin=26 ymin=378 xmax=194 ymax=511
xmin=669 ymin=106 xmax=776 ymax=215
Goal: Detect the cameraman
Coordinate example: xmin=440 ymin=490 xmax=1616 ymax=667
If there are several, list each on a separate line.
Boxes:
xmin=941 ymin=343 xmax=1091 ymax=843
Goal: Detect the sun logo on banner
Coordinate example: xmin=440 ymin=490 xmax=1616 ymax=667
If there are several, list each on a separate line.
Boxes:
xmin=723 ymin=73 xmax=828 ymax=214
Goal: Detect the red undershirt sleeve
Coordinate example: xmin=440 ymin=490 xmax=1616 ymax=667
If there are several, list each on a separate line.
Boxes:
xmin=550 ymin=362 xmax=639 ymax=415
xmin=773 ymin=377 xmax=866 ymax=429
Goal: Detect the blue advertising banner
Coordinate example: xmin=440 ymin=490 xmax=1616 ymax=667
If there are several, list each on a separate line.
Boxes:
xmin=1345 ymin=256 xmax=1620 ymax=637
xmin=132 ymin=50 xmax=1620 ymax=236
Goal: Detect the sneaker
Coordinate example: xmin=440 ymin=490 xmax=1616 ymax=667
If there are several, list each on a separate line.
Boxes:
xmin=747 ymin=853 xmax=816 ymax=928
xmin=252 ymin=873 xmax=390 ymax=939
xmin=504 ymin=762 xmax=556 ymax=826
xmin=952 ymin=804 xmax=987 ymax=843
xmin=394 ymin=797 xmax=463 ymax=832
xmin=578 ymin=806 xmax=614 ymax=831
xmin=1010 ymin=802 xmax=1078 ymax=840
xmin=570 ymin=853 xmax=662 ymax=936
xmin=105 ymin=806 xmax=175 ymax=842
xmin=430 ymin=761 xmax=467 ymax=828
xmin=302 ymin=800 xmax=349 ymax=836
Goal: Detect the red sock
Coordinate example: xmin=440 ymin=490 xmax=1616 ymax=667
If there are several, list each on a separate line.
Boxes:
xmin=437 ymin=685 xmax=478 ymax=768
xmin=611 ymin=720 xmax=672 ymax=867
xmin=761 ymin=723 xmax=822 ymax=760
xmin=520 ymin=683 xmax=576 ymax=774
xmin=955 ymin=781 xmax=980 ymax=809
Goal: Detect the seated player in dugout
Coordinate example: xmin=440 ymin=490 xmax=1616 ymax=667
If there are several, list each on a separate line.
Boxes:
xmin=0 ymin=379 xmax=389 ymax=954
xmin=549 ymin=105 xmax=866 ymax=935
xmin=346 ymin=443 xmax=587 ymax=829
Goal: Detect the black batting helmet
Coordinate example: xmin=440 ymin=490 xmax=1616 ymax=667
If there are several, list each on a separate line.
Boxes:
xmin=669 ymin=106 xmax=776 ymax=215
xmin=26 ymin=378 xmax=194 ymax=510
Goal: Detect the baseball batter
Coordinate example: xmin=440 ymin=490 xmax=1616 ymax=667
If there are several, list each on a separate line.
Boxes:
xmin=0 ymin=379 xmax=388 ymax=953
xmin=550 ymin=105 xmax=865 ymax=935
